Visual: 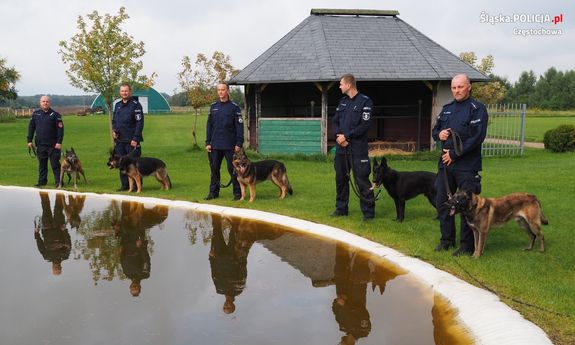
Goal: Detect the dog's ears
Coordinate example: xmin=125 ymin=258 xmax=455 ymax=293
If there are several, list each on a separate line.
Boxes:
xmin=372 ymin=157 xmax=379 ymax=166
xmin=381 ymin=156 xmax=387 ymax=166
xmin=71 ymin=147 xmax=75 ymax=153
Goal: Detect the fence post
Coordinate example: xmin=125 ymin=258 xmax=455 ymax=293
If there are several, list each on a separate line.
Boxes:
xmin=520 ymin=103 xmax=527 ymax=154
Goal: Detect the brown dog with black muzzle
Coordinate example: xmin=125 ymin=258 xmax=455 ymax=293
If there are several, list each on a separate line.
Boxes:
xmin=58 ymin=147 xmax=88 ymax=190
xmin=232 ymin=150 xmax=293 ymax=202
xmin=445 ymin=190 xmax=548 ymax=258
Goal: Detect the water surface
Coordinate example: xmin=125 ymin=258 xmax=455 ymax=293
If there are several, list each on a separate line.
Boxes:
xmin=0 ymin=189 xmax=471 ymax=345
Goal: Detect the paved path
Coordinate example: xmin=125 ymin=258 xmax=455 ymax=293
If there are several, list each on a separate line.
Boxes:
xmin=485 ymin=139 xmax=545 ymax=149
xmin=525 ymin=141 xmax=545 ymax=148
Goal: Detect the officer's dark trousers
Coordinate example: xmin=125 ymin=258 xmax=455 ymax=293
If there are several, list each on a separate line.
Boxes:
xmin=435 ymin=165 xmax=481 ymax=251
xmin=209 ymin=149 xmax=240 ymax=198
xmin=115 ymin=143 xmax=141 ymax=189
xmin=37 ymin=145 xmax=61 ymax=185
xmin=334 ymin=153 xmax=375 ymax=218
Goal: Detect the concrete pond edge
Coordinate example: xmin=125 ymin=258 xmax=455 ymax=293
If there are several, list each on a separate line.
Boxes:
xmin=5 ymin=186 xmax=552 ymax=345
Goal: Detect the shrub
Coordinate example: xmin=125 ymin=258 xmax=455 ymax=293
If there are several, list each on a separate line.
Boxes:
xmin=543 ymin=124 xmax=575 ymax=152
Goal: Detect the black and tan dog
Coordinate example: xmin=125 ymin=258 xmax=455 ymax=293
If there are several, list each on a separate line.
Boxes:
xmin=445 ymin=190 xmax=548 ymax=258
xmin=371 ymin=157 xmax=437 ymax=222
xmin=107 ymin=150 xmax=172 ymax=193
xmin=58 ymin=147 xmax=88 ymax=190
xmin=232 ymin=150 xmax=293 ymax=202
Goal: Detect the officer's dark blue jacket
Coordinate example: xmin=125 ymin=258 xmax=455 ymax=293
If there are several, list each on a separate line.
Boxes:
xmin=432 ymin=97 xmax=488 ymax=172
xmin=332 ymin=93 xmax=373 ymax=157
xmin=27 ymin=108 xmax=64 ymax=146
xmin=205 ymin=100 xmax=243 ymax=150
xmin=112 ymin=98 xmax=144 ymax=143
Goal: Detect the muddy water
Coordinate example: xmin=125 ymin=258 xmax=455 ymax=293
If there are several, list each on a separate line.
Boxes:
xmin=0 ymin=189 xmax=472 ymax=345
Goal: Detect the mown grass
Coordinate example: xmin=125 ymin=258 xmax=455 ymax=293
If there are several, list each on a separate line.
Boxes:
xmin=524 ymin=116 xmax=575 ymax=142
xmin=3 ymin=113 xmax=574 ymax=344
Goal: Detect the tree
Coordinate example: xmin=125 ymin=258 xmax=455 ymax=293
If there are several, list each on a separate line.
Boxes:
xmin=507 ymin=71 xmax=537 ymax=105
xmin=177 ymin=51 xmax=238 ymax=149
xmin=459 ymin=52 xmax=507 ymax=104
xmin=0 ymin=57 xmax=20 ymax=102
xmin=58 ymin=7 xmax=155 ymax=145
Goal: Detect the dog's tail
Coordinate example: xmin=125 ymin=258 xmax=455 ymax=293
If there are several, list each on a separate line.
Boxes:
xmin=166 ymin=174 xmax=172 ymax=189
xmin=540 ymin=211 xmax=549 ymax=225
xmin=535 ymin=197 xmax=549 ymax=225
xmin=283 ymin=172 xmax=293 ymax=195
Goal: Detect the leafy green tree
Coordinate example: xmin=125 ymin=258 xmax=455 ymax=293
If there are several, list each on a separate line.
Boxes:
xmin=507 ymin=71 xmax=537 ymax=105
xmin=58 ymin=7 xmax=155 ymax=144
xmin=459 ymin=52 xmax=507 ymax=104
xmin=177 ymin=51 xmax=238 ymax=149
xmin=0 ymin=57 xmax=20 ymax=102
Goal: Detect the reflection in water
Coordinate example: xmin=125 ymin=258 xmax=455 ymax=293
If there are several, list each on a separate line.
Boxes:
xmin=0 ymin=190 xmax=474 ymax=344
xmin=209 ymin=215 xmax=283 ymax=314
xmin=333 ymin=242 xmax=372 ymax=344
xmin=34 ymin=192 xmax=71 ymax=275
xmin=114 ymin=201 xmax=168 ymax=296
xmin=63 ymin=194 xmax=86 ymax=230
xmin=332 ymin=243 xmax=399 ymax=345
xmin=111 ymin=202 xmax=153 ymax=296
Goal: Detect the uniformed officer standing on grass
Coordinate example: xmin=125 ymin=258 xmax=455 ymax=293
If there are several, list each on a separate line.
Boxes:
xmin=432 ymin=74 xmax=488 ymax=256
xmin=112 ymin=83 xmax=144 ymax=191
xmin=332 ymin=74 xmax=375 ymax=221
xmin=205 ymin=83 xmax=243 ymax=201
xmin=27 ymin=95 xmax=64 ymax=187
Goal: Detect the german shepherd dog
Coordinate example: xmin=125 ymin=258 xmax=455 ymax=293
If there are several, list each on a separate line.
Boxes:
xmin=58 ymin=147 xmax=87 ymax=190
xmin=107 ymin=150 xmax=172 ymax=193
xmin=445 ymin=190 xmax=548 ymax=258
xmin=232 ymin=150 xmax=293 ymax=202
xmin=371 ymin=157 xmax=437 ymax=222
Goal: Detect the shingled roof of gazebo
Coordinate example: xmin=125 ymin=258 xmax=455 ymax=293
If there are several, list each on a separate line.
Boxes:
xmin=230 ymin=9 xmax=489 ymax=84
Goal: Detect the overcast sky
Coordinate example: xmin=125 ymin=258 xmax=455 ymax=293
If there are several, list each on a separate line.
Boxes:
xmin=1 ymin=0 xmax=572 ymax=96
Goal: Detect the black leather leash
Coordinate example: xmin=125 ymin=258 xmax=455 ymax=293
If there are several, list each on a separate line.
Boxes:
xmin=441 ymin=129 xmax=463 ymax=199
xmin=343 ymin=146 xmax=381 ymax=203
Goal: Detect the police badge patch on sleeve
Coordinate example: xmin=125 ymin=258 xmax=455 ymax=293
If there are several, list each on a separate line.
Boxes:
xmin=362 ymin=112 xmax=370 ymax=121
xmin=135 ymin=114 xmax=142 ymax=121
xmin=238 ymin=117 xmax=243 ymax=124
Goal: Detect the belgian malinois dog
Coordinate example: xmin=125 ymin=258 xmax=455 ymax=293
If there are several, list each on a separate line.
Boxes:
xmin=445 ymin=190 xmax=548 ymax=258
xmin=58 ymin=147 xmax=87 ymax=190
xmin=232 ymin=150 xmax=293 ymax=202
xmin=107 ymin=150 xmax=172 ymax=193
xmin=371 ymin=156 xmax=437 ymax=222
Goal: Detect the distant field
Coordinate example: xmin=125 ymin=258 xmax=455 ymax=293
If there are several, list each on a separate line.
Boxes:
xmin=525 ymin=116 xmax=575 ymax=142
xmin=527 ymin=108 xmax=575 ymax=117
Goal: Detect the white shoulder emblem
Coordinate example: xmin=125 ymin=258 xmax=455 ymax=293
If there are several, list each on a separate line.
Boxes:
xmin=238 ymin=117 xmax=243 ymax=124
xmin=362 ymin=112 xmax=370 ymax=121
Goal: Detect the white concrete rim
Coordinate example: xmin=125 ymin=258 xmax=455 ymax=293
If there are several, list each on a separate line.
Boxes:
xmin=5 ymin=186 xmax=552 ymax=345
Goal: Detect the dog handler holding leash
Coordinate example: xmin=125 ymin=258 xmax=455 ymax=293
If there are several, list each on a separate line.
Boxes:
xmin=332 ymin=74 xmax=375 ymax=221
xmin=112 ymin=83 xmax=144 ymax=192
xmin=204 ymin=83 xmax=243 ymax=201
xmin=432 ymin=74 xmax=489 ymax=256
xmin=27 ymin=95 xmax=64 ymax=187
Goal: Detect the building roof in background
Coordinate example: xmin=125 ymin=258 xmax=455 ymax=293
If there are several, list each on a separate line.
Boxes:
xmin=230 ymin=9 xmax=489 ymax=84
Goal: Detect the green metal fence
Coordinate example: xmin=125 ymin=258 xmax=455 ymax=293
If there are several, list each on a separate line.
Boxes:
xmin=482 ymin=104 xmax=527 ymax=157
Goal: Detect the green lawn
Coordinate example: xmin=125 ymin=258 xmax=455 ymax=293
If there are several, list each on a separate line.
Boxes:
xmin=524 ymin=116 xmax=575 ymax=142
xmin=3 ymin=113 xmax=574 ymax=344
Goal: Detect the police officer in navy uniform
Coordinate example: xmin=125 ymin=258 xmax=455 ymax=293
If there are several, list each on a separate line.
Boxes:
xmin=112 ymin=83 xmax=144 ymax=191
xmin=332 ymin=74 xmax=375 ymax=221
xmin=27 ymin=95 xmax=64 ymax=187
xmin=205 ymin=83 xmax=243 ymax=200
xmin=432 ymin=74 xmax=488 ymax=256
